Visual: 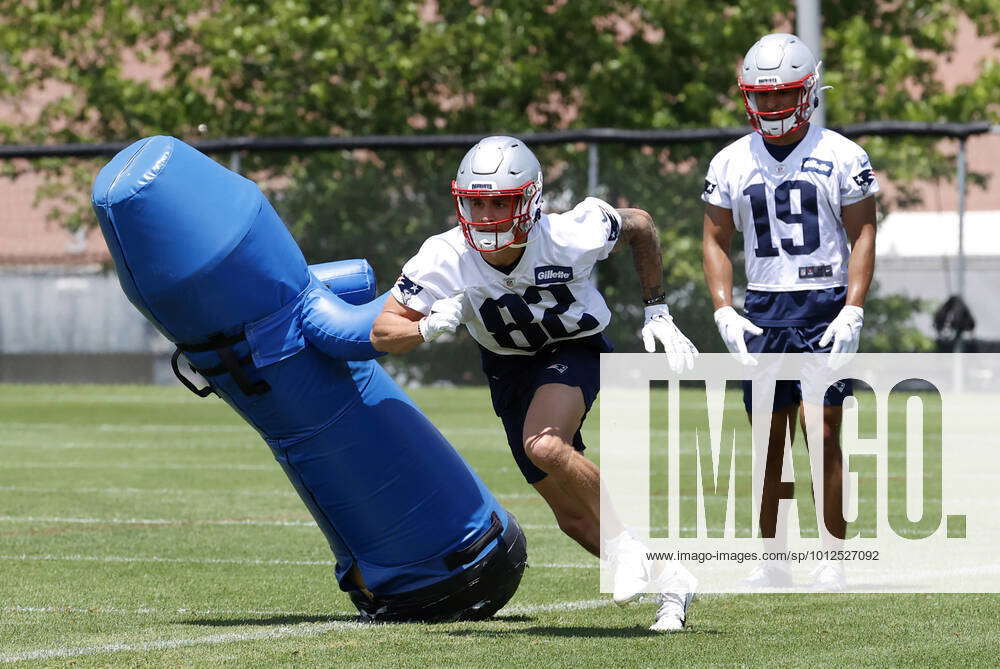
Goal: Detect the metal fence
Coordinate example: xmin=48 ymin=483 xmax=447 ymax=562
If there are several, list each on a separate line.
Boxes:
xmin=1 ymin=122 xmax=998 ymax=383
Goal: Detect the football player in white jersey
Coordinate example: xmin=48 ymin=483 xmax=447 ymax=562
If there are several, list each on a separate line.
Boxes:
xmin=371 ymin=135 xmax=699 ymax=631
xmin=702 ymin=34 xmax=878 ymax=591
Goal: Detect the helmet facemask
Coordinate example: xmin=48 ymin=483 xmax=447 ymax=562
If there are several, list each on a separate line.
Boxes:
xmin=452 ymin=179 xmax=541 ymax=252
xmin=739 ymin=70 xmax=818 ymax=139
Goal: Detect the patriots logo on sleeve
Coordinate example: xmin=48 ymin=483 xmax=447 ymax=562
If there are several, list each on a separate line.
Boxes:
xmin=852 ymin=168 xmax=875 ymax=194
xmin=599 ymin=206 xmax=620 ymax=242
xmin=394 ymin=275 xmax=423 ymax=304
xmin=703 ymin=180 xmax=717 ymax=196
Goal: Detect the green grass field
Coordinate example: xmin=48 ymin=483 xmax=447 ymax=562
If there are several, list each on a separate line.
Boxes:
xmin=1 ymin=384 xmax=998 ymax=667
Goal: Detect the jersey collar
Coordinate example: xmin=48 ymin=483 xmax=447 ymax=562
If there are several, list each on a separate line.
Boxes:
xmin=752 ymin=123 xmax=818 ymax=177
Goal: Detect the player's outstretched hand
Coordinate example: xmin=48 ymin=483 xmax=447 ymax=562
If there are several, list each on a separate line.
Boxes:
xmin=642 ymin=305 xmax=699 ymax=373
xmin=418 ymin=295 xmax=466 ymax=343
xmin=713 ymin=305 xmax=763 ymax=366
xmin=819 ymin=305 xmax=864 ymax=369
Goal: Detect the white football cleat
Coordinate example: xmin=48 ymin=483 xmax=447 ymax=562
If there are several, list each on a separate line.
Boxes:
xmin=604 ymin=530 xmax=651 ymax=605
xmin=649 ymin=564 xmax=697 ymax=633
xmin=809 ymin=560 xmax=846 ymax=592
xmin=737 ymin=561 xmax=793 ymax=589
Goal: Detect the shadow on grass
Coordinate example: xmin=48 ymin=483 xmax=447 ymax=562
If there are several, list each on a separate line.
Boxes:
xmin=182 ymin=614 xmax=358 ymax=627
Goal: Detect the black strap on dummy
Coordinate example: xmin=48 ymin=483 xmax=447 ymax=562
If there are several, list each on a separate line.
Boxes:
xmin=171 ymin=331 xmax=271 ymax=398
xmin=444 ymin=512 xmax=503 ymax=571
xmin=171 ymin=348 xmax=215 ymax=397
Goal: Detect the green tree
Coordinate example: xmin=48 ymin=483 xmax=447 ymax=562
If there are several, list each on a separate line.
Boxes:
xmin=2 ymin=0 xmax=994 ymax=369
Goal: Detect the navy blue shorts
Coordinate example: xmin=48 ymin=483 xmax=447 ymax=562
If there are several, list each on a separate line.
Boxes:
xmin=741 ymin=320 xmax=854 ymax=412
xmin=479 ymin=334 xmax=611 ymax=484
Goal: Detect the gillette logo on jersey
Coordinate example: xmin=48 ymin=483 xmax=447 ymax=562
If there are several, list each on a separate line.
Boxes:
xmin=535 ymin=266 xmax=574 ymax=285
xmin=801 ymin=157 xmax=833 ymax=177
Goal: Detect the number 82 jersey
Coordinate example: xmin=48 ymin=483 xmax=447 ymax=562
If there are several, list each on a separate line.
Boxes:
xmin=391 ymin=197 xmax=620 ymax=356
xmin=702 ymin=124 xmax=879 ymax=292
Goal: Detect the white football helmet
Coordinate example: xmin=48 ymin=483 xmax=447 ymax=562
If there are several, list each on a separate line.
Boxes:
xmin=738 ymin=33 xmax=820 ymax=139
xmin=451 ymin=135 xmax=543 ymax=252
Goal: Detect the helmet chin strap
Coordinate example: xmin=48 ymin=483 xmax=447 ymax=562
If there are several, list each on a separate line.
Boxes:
xmin=470 ymin=228 xmax=516 ymax=251
xmin=761 ymin=115 xmax=797 ymax=137
xmin=469 ymin=208 xmax=539 ymax=252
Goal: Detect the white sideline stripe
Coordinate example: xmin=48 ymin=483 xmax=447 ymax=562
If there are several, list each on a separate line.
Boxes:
xmin=0 ymin=484 xmax=540 ymax=501
xmin=1 ymin=395 xmax=203 ymax=405
xmin=0 ymin=485 xmax=296 ymax=497
xmin=498 ymin=598 xmax=608 ymax=615
xmin=5 ymin=605 xmax=342 ymax=617
xmin=5 ymin=463 xmax=275 ymax=471
xmin=0 ymin=553 xmax=596 ymax=570
xmin=1 ymin=422 xmax=251 ymax=433
xmin=0 ymin=515 xmax=564 ymax=531
xmin=0 ymin=621 xmax=365 ymax=663
xmin=0 ymin=515 xmax=725 ymax=536
xmin=0 ymin=516 xmax=318 ymax=527
xmin=0 ymin=598 xmax=609 ymax=664
xmin=0 ymin=441 xmax=255 ymax=451
xmin=0 ymin=422 xmax=502 ymax=435
xmin=4 ymin=598 xmax=607 ymax=620
xmin=0 ymin=553 xmax=336 ymax=566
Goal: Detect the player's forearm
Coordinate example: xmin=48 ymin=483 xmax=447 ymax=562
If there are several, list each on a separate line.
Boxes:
xmin=618 ymin=208 xmax=665 ymax=301
xmin=845 ymin=227 xmax=875 ymax=308
xmin=370 ymin=314 xmax=424 ymax=354
xmin=702 ymin=241 xmax=735 ymax=310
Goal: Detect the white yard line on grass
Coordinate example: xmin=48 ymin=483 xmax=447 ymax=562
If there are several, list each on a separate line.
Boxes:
xmin=0 ymin=422 xmax=251 ymax=433
xmin=0 ymin=484 xmax=297 ymax=497
xmin=0 ymin=484 xmax=543 ymax=501
xmin=4 ymin=604 xmax=341 ymax=617
xmin=0 ymin=441 xmax=256 ymax=450
xmin=0 ymin=515 xmax=566 ymax=530
xmin=0 ymin=395 xmax=207 ymax=405
xmin=0 ymin=554 xmax=336 ymax=566
xmin=0 ymin=598 xmax=611 ymax=664
xmin=0 ymin=515 xmax=318 ymax=527
xmin=5 ymin=462 xmax=275 ymax=471
xmin=0 ymin=553 xmax=597 ymax=569
xmin=501 ymin=599 xmax=609 ymax=615
xmin=0 ymin=422 xmax=504 ymax=435
xmin=4 ymin=599 xmax=608 ymax=621
xmin=0 ymin=622 xmax=363 ymax=664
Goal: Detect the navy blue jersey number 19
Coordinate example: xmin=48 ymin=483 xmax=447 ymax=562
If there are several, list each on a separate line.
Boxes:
xmin=743 ymin=180 xmax=820 ymax=258
xmin=479 ymin=284 xmax=598 ymax=352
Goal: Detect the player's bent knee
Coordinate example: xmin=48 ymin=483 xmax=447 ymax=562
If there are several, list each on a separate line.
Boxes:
xmin=523 ymin=433 xmax=572 ymax=472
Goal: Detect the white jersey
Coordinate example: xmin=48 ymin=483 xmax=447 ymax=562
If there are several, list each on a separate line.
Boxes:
xmin=702 ymin=124 xmax=879 ymax=292
xmin=391 ymin=197 xmax=620 ymax=356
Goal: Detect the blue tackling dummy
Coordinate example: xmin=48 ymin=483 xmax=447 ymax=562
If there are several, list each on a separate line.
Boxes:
xmin=91 ymin=136 xmax=526 ymax=622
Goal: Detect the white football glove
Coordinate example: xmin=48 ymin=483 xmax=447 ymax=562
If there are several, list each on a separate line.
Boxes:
xmin=641 ymin=304 xmax=699 ymax=373
xmin=818 ymin=305 xmax=864 ymax=369
xmin=713 ymin=305 xmax=764 ymax=366
xmin=418 ymin=296 xmax=466 ymax=343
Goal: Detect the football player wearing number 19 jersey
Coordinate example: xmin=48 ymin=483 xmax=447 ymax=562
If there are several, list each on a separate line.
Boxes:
xmin=372 ymin=135 xmax=699 ymax=631
xmin=702 ymin=33 xmax=878 ymax=591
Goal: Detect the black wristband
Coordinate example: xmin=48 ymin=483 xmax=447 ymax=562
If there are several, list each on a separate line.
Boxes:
xmin=643 ymin=293 xmax=666 ymax=306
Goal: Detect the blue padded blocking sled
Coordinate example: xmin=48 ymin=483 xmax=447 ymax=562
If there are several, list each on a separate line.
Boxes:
xmin=91 ymin=136 xmax=512 ymax=596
